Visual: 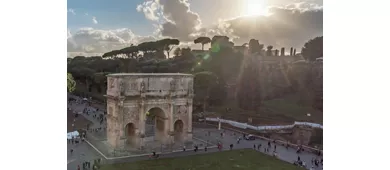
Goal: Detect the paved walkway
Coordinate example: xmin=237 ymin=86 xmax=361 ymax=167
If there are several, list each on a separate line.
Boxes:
xmin=67 ymin=95 xmax=323 ymax=170
xmin=68 ymin=96 xmax=107 ymax=170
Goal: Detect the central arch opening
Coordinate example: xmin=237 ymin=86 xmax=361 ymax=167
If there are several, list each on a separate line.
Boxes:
xmin=125 ymin=123 xmax=136 ymax=146
xmin=145 ymin=107 xmax=167 ymax=142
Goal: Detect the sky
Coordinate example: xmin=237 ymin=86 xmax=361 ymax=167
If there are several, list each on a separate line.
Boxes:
xmin=67 ymin=0 xmax=323 ymax=57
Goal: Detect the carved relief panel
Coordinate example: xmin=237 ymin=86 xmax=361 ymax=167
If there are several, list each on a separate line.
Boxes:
xmin=147 ymin=78 xmax=158 ymax=91
xmin=178 ymin=105 xmax=187 ymax=114
xmin=124 ymin=78 xmax=139 ymax=94
xmin=174 ymin=105 xmax=187 ymax=120
xmin=140 ymin=81 xmax=146 ymax=93
xmin=109 ymin=77 xmax=116 ymax=89
xmin=107 ymin=77 xmax=119 ymax=96
xmin=119 ymin=79 xmax=126 ymax=95
xmin=170 ymin=79 xmax=177 ymax=91
xmin=179 ymin=78 xmax=185 ymax=90
xmin=129 ymin=80 xmax=138 ymax=91
xmin=123 ymin=107 xmax=140 ymax=124
xmin=187 ymin=79 xmax=193 ymax=95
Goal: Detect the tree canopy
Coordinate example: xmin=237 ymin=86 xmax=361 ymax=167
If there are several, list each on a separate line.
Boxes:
xmin=67 ymin=73 xmax=76 ymax=92
xmin=248 ymin=39 xmax=264 ymax=54
xmin=194 ymin=37 xmax=211 ymax=51
xmin=301 ymin=36 xmax=323 ymax=61
xmin=68 ymin=35 xmax=323 ymax=111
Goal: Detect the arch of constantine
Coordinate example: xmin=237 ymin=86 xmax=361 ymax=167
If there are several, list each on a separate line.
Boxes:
xmin=105 ymin=73 xmax=194 ymax=149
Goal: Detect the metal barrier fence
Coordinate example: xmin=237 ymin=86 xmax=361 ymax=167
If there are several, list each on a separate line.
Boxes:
xmin=195 ymin=121 xmax=323 ymax=153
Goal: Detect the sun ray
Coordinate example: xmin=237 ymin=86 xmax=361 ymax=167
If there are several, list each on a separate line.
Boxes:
xmin=243 ymin=0 xmax=269 ymax=16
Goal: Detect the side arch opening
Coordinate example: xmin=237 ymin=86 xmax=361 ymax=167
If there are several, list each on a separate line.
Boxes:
xmin=125 ymin=123 xmax=136 ymax=146
xmin=174 ymin=119 xmax=184 ymax=142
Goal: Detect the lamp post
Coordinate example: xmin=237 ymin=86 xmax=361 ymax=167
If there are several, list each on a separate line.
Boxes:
xmin=217 ymin=117 xmax=221 ymax=130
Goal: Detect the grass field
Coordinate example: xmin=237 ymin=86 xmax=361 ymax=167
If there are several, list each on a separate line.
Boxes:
xmin=209 ymin=93 xmax=323 ymax=125
xmin=100 ymin=149 xmax=303 ymax=170
xmin=260 ymin=94 xmax=323 ymax=124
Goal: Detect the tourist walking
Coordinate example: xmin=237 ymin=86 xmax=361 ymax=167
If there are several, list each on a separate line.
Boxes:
xmin=217 ymin=143 xmax=222 ymax=151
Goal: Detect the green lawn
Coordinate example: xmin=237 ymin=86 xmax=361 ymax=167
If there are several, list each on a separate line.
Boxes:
xmin=100 ymin=149 xmax=303 ymax=170
xmin=209 ymin=93 xmax=323 ymax=125
xmin=260 ymin=94 xmax=323 ymax=124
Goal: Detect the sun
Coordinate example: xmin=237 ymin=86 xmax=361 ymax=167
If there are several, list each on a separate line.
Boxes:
xmin=243 ymin=0 xmax=269 ymax=16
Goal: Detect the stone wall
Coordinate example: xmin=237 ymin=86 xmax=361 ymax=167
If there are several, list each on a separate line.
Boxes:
xmin=291 ymin=125 xmax=314 ymax=145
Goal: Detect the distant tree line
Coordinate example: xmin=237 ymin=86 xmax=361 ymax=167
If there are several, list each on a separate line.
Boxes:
xmin=67 ymin=35 xmax=323 ymax=111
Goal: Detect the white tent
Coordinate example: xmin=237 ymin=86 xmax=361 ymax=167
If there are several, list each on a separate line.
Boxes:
xmin=67 ymin=131 xmax=80 ymax=139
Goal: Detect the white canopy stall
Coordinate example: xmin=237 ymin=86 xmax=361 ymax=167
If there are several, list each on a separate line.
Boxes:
xmin=67 ymin=131 xmax=80 ymax=139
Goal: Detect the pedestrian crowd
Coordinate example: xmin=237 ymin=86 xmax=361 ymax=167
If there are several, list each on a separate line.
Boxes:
xmin=76 ymin=158 xmax=102 ymax=170
xmin=68 ymin=95 xmax=107 ymax=170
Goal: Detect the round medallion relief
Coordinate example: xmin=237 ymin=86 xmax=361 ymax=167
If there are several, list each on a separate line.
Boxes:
xmin=179 ymin=105 xmax=187 ymax=114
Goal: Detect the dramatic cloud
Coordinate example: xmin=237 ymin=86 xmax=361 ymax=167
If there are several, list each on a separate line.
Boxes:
xmin=137 ymin=0 xmax=322 ymax=49
xmin=137 ymin=0 xmax=202 ymax=41
xmin=67 ymin=28 xmax=156 ymax=57
xmin=92 ymin=16 xmax=98 ymax=24
xmin=68 ymin=8 xmax=76 ymax=15
xmin=285 ymin=0 xmax=323 ymax=11
xmin=159 ymin=0 xmax=202 ymax=40
xmin=68 ymin=0 xmax=323 ymax=56
xmin=218 ymin=7 xmax=323 ymax=48
xmin=136 ymin=0 xmax=161 ymax=21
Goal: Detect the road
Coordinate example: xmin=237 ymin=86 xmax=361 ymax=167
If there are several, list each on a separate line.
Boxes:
xmin=67 ymin=95 xmax=323 ymax=170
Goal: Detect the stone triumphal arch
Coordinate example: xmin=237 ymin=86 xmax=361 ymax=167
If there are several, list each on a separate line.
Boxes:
xmin=105 ymin=73 xmax=194 ymax=149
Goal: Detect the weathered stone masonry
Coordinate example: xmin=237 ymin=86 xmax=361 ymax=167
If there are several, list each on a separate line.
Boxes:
xmin=105 ymin=73 xmax=194 ymax=149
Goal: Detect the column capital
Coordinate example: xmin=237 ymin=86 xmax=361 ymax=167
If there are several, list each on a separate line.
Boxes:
xmin=168 ymin=131 xmax=175 ymax=136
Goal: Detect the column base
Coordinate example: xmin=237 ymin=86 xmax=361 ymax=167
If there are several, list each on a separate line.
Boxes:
xmin=184 ymin=131 xmax=193 ymax=142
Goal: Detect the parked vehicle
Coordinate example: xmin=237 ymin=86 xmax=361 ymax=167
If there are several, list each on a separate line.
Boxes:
xmin=245 ymin=135 xmax=256 ymax=140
